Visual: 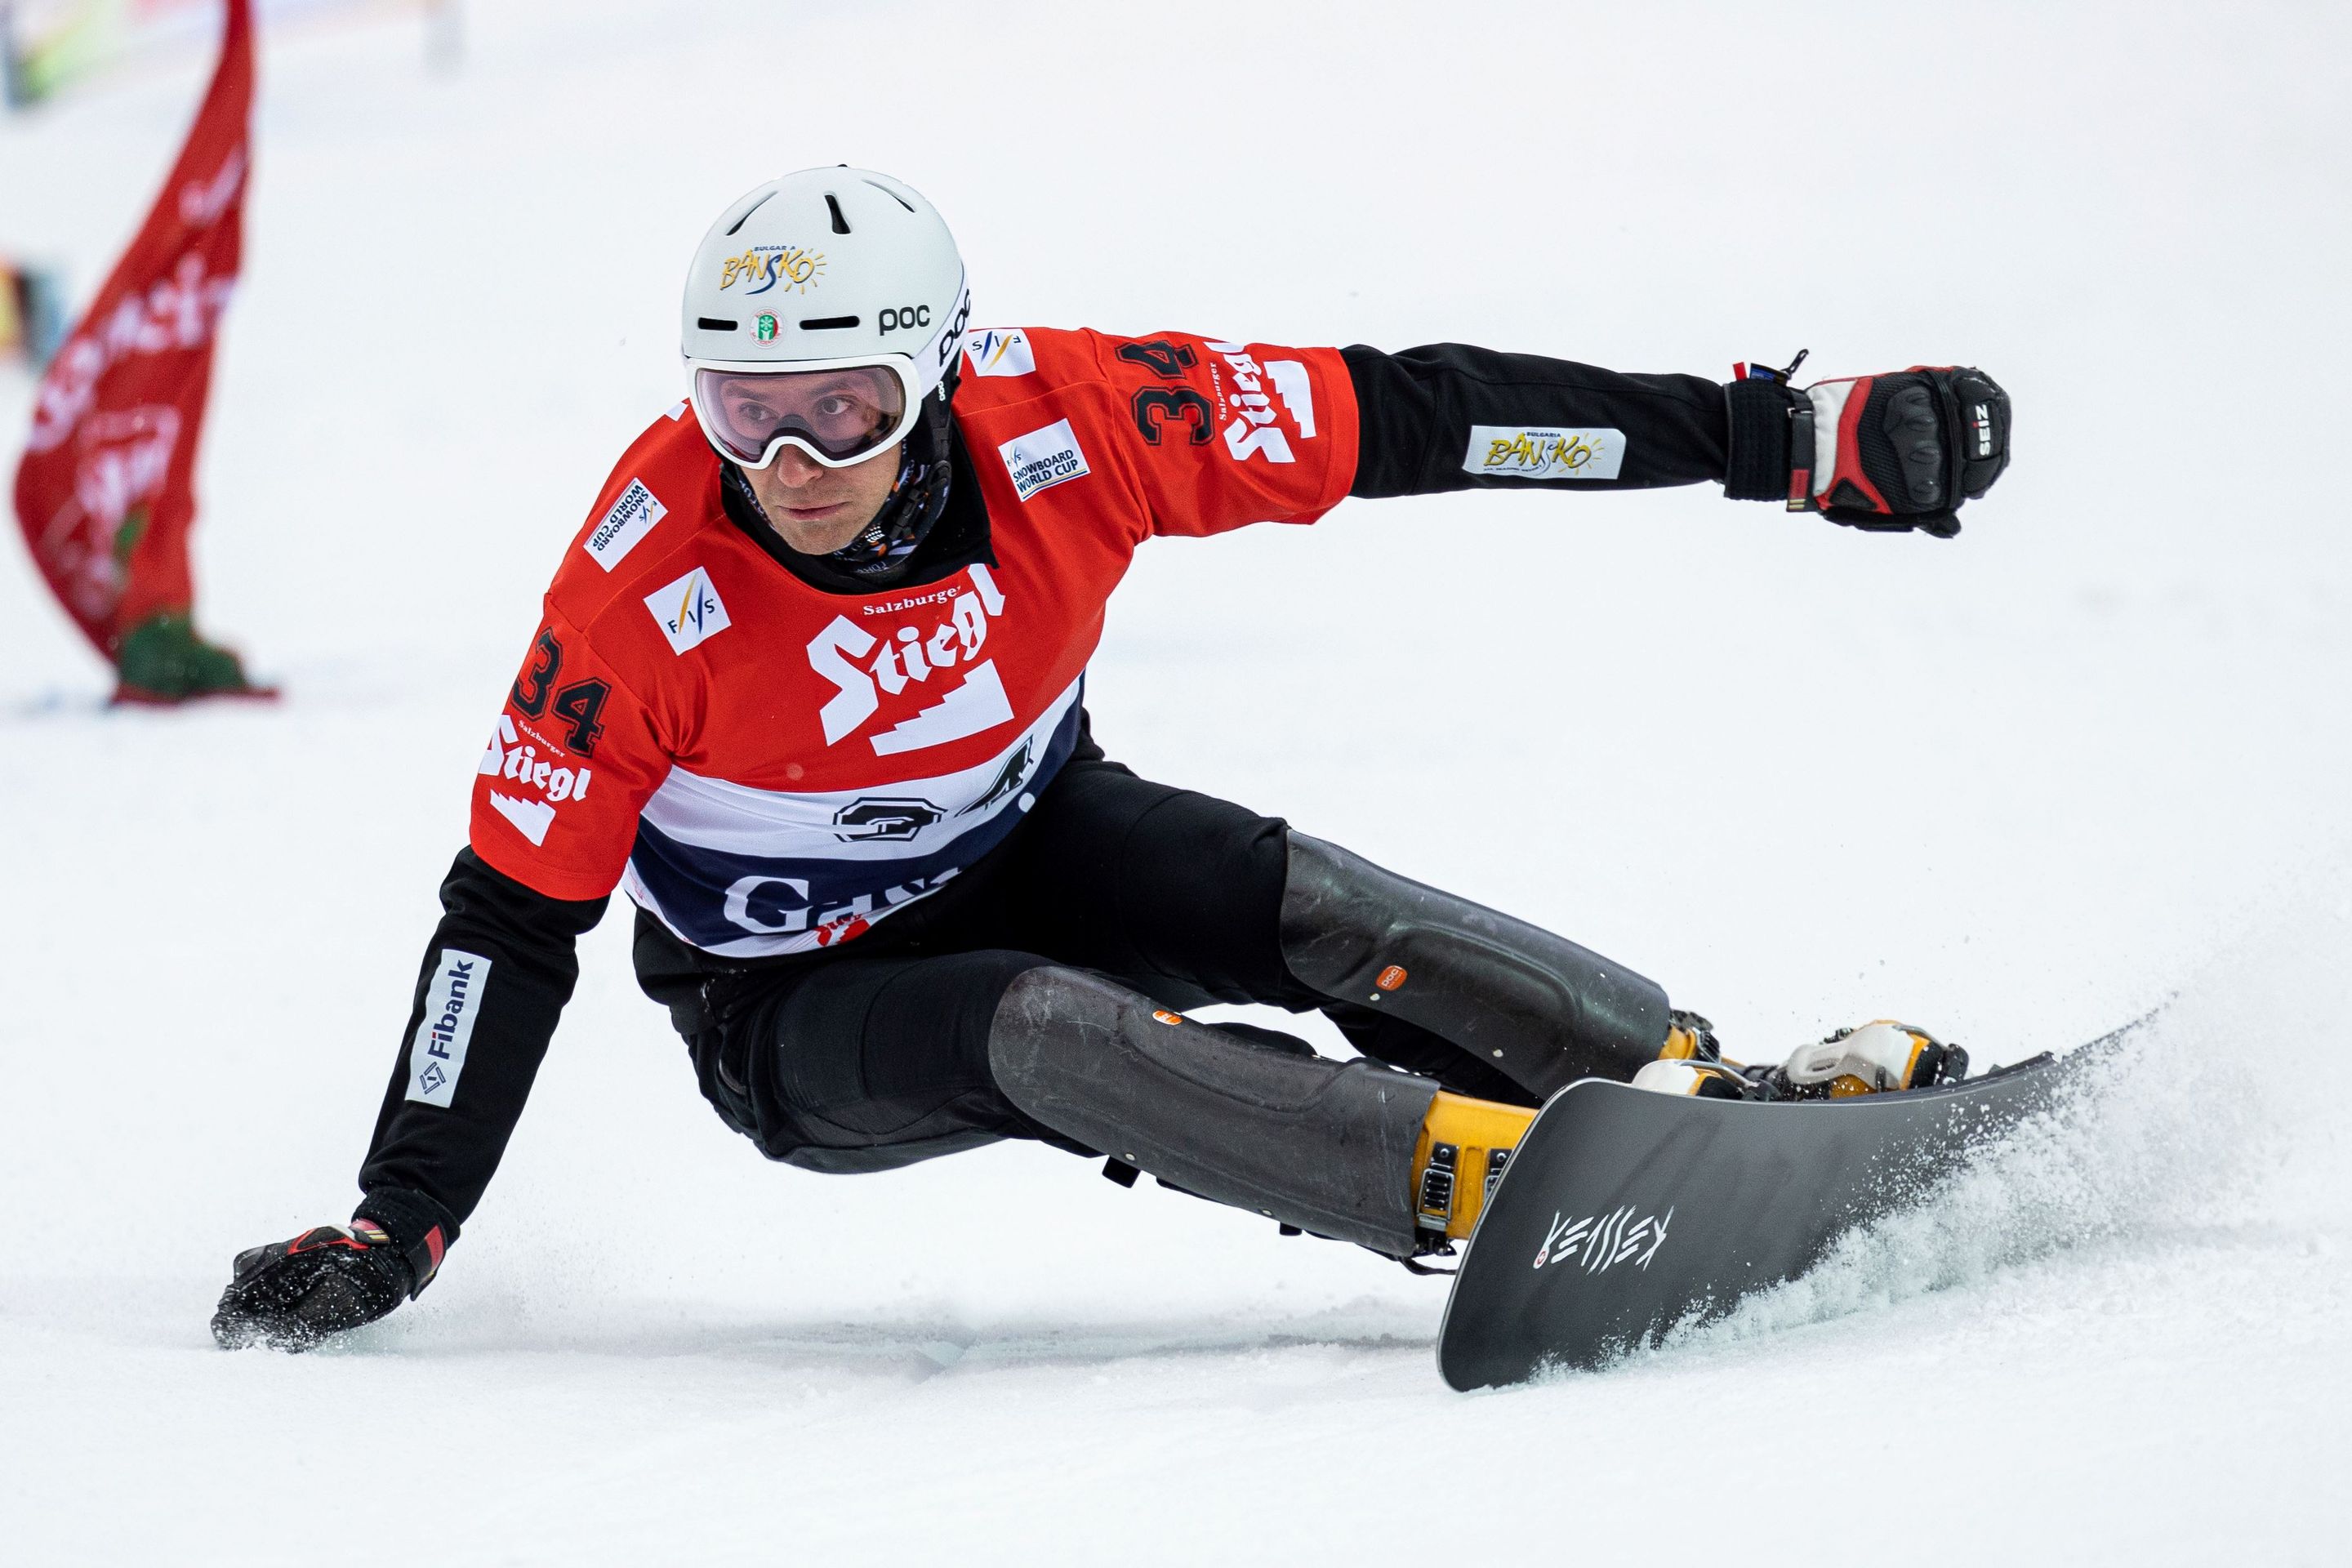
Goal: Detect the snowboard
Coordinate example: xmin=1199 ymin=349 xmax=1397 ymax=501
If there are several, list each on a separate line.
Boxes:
xmin=1434 ymin=1045 xmax=2098 ymax=1391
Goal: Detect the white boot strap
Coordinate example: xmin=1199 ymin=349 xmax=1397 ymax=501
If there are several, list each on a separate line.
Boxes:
xmin=1783 ymin=1022 xmax=1924 ymax=1090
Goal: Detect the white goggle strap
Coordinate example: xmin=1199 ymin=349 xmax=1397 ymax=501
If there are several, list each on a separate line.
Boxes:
xmin=913 ymin=276 xmax=973 ymax=400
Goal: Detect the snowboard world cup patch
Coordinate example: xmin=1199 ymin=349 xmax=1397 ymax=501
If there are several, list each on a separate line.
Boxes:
xmin=997 ymin=419 xmax=1090 ymax=501
xmin=583 ymin=477 xmax=667 ymax=570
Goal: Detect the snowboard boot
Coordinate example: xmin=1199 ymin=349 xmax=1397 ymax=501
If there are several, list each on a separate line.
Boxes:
xmin=1410 ymin=1017 xmax=1746 ymax=1244
xmin=1279 ymin=832 xmax=1674 ymax=1100
xmin=1631 ymin=1018 xmax=1968 ymax=1100
xmin=1767 ymin=1021 xmax=1968 ymax=1098
xmin=1630 ymin=1008 xmax=1755 ymax=1098
xmin=988 ymin=967 xmax=1440 ymax=1257
xmin=1409 ymin=1089 xmax=1536 ymax=1245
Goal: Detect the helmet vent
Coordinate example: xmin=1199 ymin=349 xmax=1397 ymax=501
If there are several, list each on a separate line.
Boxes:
xmin=824 ymin=194 xmax=851 ymax=234
xmin=697 ymin=317 xmax=737 ymax=332
xmin=724 ymin=190 xmax=774 ymax=236
xmin=862 ymin=178 xmax=915 ymax=213
xmin=800 ymin=315 xmax=859 ymax=331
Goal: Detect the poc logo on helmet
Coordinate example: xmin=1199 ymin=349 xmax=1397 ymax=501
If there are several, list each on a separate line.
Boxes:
xmin=879 ymin=305 xmax=931 ymax=334
xmin=936 ymin=288 xmax=972 ymax=368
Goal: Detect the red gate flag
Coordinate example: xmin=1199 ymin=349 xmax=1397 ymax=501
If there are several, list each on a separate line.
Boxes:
xmin=12 ymin=0 xmax=266 ymax=701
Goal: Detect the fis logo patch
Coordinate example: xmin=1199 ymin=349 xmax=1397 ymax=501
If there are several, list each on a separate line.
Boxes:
xmin=583 ymin=478 xmax=667 ymax=570
xmin=1464 ymin=425 xmax=1626 ymax=481
xmin=407 ymin=949 xmax=492 ymax=1107
xmin=997 ymin=419 xmax=1090 ymax=502
xmin=646 ymin=566 xmax=732 ymax=655
xmin=964 ymin=328 xmax=1035 ymax=377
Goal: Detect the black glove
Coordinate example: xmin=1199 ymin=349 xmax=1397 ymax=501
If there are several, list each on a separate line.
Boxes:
xmin=212 ymin=1193 xmax=449 ymax=1351
xmin=1725 ymin=356 xmax=2011 ymax=537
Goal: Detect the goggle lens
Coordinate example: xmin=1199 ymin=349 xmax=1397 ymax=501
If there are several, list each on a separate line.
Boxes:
xmin=693 ymin=363 xmax=911 ymax=467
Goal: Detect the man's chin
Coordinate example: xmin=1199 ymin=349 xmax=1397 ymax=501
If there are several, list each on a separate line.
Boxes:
xmin=772 ymin=516 xmax=872 ymax=556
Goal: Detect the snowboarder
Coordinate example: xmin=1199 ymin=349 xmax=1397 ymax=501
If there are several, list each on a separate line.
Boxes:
xmin=213 ymin=168 xmax=2011 ymax=1350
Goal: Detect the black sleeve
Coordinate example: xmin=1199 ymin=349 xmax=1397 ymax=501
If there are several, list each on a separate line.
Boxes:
xmin=1341 ymin=343 xmax=1787 ymax=500
xmin=356 ymin=849 xmax=609 ymax=1250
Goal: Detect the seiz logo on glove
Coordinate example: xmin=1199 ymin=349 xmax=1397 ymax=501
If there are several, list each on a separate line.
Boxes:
xmin=1726 ymin=358 xmax=2011 ymax=537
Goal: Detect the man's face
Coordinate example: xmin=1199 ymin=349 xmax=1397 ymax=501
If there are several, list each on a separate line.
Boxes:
xmin=742 ymin=439 xmax=904 ymax=555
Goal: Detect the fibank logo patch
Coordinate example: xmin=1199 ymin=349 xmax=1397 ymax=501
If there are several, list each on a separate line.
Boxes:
xmin=406 ymin=949 xmax=492 ymax=1107
xmin=964 ymin=328 xmax=1035 ymax=377
xmin=1464 ymin=425 xmax=1626 ymax=481
xmin=719 ymin=244 xmax=826 ymax=296
xmin=998 ymin=418 xmax=1089 ymax=502
xmin=646 ymin=566 xmax=732 ymax=655
xmin=583 ymin=478 xmax=667 ymax=571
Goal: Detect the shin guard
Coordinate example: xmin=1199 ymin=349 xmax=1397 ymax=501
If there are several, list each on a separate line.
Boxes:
xmin=1280 ymin=833 xmax=1671 ymax=1098
xmin=987 ymin=968 xmax=1437 ymax=1257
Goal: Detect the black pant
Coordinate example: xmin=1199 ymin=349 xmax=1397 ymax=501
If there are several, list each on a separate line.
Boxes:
xmin=641 ymin=751 xmax=1344 ymax=1173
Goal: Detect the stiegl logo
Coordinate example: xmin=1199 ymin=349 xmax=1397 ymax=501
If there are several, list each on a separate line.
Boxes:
xmin=806 ymin=564 xmax=1014 ymax=755
xmin=407 ymin=949 xmax=493 ymax=1108
xmin=480 ymin=713 xmax=593 ymax=802
xmin=1531 ymin=1205 xmax=1672 ymax=1276
xmin=1201 ymin=341 xmax=1316 ymax=464
xmin=480 ymin=713 xmax=592 ymax=847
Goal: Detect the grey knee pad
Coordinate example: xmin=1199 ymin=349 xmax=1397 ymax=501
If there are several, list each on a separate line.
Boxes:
xmin=987 ymin=967 xmax=1437 ymax=1257
xmin=1280 ymin=833 xmax=1670 ymax=1098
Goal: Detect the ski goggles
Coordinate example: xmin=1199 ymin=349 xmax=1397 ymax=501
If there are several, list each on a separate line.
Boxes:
xmin=688 ymin=355 xmax=924 ymax=470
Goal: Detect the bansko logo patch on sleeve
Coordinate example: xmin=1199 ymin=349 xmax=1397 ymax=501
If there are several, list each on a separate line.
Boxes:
xmin=1463 ymin=426 xmax=1627 ymax=481
xmin=407 ymin=950 xmax=492 ymax=1107
xmin=997 ymin=419 xmax=1090 ymax=502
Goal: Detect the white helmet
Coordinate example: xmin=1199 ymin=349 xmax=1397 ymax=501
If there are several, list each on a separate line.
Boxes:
xmin=681 ymin=167 xmax=970 ymax=470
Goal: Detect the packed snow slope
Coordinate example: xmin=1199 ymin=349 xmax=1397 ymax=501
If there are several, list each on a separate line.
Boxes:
xmin=3 ymin=2 xmax=2348 ymax=1562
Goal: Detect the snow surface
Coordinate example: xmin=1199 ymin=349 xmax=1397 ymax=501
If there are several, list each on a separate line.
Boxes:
xmin=3 ymin=2 xmax=2349 ymax=1561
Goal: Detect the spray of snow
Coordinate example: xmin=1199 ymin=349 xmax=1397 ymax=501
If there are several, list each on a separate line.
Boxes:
xmin=1659 ymin=861 xmax=2352 ymax=1359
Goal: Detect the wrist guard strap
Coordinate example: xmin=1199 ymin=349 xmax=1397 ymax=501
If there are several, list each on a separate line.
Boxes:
xmin=353 ymin=1186 xmax=457 ymax=1298
xmin=1723 ymin=367 xmax=1804 ymax=502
